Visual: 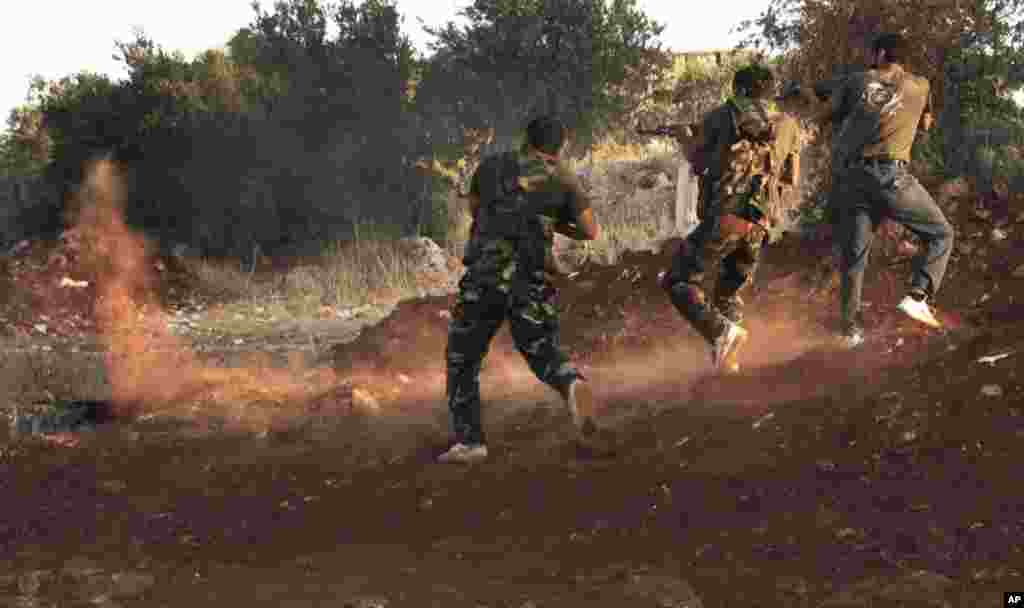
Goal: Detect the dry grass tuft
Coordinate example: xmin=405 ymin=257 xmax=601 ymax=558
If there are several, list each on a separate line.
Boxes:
xmin=319 ymin=236 xmax=420 ymax=308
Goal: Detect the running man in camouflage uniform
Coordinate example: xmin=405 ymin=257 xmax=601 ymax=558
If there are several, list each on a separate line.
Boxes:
xmin=814 ymin=33 xmax=953 ymax=347
xmin=439 ymin=116 xmax=601 ymax=464
xmin=660 ymin=65 xmax=802 ymax=372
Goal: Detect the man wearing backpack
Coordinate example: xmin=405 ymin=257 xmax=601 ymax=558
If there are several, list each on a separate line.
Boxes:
xmin=815 ymin=33 xmax=953 ymax=348
xmin=660 ymin=65 xmax=802 ymax=373
xmin=438 ymin=116 xmax=601 ymax=464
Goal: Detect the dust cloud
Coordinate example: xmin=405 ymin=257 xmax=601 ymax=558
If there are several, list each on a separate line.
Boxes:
xmin=70 ymin=156 xmax=857 ymax=439
xmin=71 ymin=158 xmax=375 ymax=433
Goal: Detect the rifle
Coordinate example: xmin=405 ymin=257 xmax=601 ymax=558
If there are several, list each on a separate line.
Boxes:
xmin=635 ymin=124 xmax=697 ymax=139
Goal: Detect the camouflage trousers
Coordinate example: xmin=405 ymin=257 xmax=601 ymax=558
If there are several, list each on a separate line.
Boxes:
xmin=661 ymin=211 xmax=769 ymax=344
xmin=445 ymin=271 xmax=580 ymax=445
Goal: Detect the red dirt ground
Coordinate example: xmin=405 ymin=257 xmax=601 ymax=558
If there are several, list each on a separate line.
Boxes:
xmin=3 ymin=191 xmax=1024 ymax=606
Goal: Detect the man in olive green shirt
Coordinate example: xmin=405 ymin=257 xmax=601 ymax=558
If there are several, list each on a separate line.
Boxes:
xmin=818 ymin=33 xmax=954 ymax=348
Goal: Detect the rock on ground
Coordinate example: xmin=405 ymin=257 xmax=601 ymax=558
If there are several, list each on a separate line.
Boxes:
xmin=397 ymin=237 xmax=449 ymax=276
xmin=819 ymin=570 xmax=956 ymax=607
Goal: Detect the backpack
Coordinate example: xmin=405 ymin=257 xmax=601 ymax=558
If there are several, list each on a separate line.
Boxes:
xmin=719 ymin=97 xmax=798 ymax=229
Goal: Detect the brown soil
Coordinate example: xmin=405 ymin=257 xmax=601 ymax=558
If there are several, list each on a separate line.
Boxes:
xmin=3 ymin=209 xmax=1024 ymax=606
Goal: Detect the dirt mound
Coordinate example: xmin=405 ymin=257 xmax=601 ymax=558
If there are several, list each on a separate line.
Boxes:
xmin=0 ymin=232 xmax=99 ymax=339
xmin=331 ymin=172 xmax=1024 ymax=422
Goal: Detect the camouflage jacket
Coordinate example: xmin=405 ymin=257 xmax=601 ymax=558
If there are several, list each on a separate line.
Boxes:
xmin=701 ymin=96 xmax=801 ymax=227
xmin=464 ymin=147 xmax=590 ymax=292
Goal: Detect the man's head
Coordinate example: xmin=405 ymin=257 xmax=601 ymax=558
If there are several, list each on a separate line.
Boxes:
xmin=871 ymin=33 xmax=911 ymax=67
xmin=525 ymin=116 xmax=567 ymax=156
xmin=733 ymin=64 xmax=776 ymax=100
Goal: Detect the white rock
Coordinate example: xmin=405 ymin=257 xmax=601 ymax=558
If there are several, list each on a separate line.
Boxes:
xmin=980 ymin=384 xmax=1004 ymax=398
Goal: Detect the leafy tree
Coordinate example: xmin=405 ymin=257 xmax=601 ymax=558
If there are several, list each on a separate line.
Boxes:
xmin=415 ymin=0 xmax=664 ymax=157
xmin=735 ymin=0 xmax=1024 ymax=177
xmin=1 ymin=85 xmax=51 ymax=177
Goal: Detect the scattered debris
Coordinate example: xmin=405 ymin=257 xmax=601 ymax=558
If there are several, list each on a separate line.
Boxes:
xmin=980 ymin=384 xmax=1004 ymax=398
xmin=9 ymin=400 xmax=116 ymax=440
xmin=977 ymin=351 xmax=1014 ymax=365
xmin=59 ymin=276 xmax=90 ymax=288
xmin=752 ymin=412 xmax=775 ymax=429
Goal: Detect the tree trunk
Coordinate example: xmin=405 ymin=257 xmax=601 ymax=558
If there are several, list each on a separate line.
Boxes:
xmin=940 ymin=56 xmax=965 ymax=177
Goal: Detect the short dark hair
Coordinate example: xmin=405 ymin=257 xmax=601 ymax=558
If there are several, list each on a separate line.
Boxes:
xmin=733 ymin=64 xmax=776 ymax=99
xmin=872 ymin=33 xmax=911 ymax=64
xmin=525 ymin=116 xmax=566 ymax=155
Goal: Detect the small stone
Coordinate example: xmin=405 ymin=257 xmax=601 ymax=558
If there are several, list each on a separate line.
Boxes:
xmin=815 ymin=459 xmax=837 ymax=472
xmin=100 ymin=480 xmax=128 ymax=494
xmin=776 ymin=576 xmax=811 ymax=596
xmin=980 ymin=384 xmax=1004 ymax=398
xmin=110 ymin=572 xmax=155 ymax=597
xmin=991 ymin=228 xmax=1008 ymax=241
xmin=62 ymin=556 xmax=104 ymax=579
xmin=1013 ymin=263 xmax=1024 ymax=278
xmin=17 ymin=570 xmax=53 ymax=595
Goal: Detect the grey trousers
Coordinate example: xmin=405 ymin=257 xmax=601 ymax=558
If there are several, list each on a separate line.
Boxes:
xmin=833 ymin=160 xmax=954 ymax=329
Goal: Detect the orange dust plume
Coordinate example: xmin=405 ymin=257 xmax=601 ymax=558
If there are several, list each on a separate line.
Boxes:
xmin=72 ymin=158 xmax=344 ymax=426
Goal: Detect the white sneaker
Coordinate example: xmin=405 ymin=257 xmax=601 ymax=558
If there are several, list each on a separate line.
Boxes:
xmin=897 ymin=295 xmax=942 ymax=328
xmin=437 ymin=442 xmax=488 ymax=464
xmin=837 ymin=326 xmax=865 ymax=349
xmin=711 ymin=321 xmax=749 ymax=371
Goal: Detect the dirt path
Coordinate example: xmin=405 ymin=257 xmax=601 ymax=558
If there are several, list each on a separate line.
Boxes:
xmin=3 ymin=231 xmax=1024 ymax=607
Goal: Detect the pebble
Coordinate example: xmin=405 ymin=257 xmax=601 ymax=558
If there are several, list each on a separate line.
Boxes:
xmin=980 ymin=384 xmax=1004 ymax=398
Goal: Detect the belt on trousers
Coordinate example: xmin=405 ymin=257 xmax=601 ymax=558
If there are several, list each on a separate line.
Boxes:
xmin=852 ymin=156 xmax=908 ymax=168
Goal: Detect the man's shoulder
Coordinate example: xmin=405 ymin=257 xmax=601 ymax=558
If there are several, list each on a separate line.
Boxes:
xmin=905 ymin=72 xmax=931 ymax=91
xmin=703 ymin=103 xmax=734 ymax=132
xmin=774 ymin=112 xmax=801 ymax=134
xmin=703 ymin=103 xmax=732 ymax=122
